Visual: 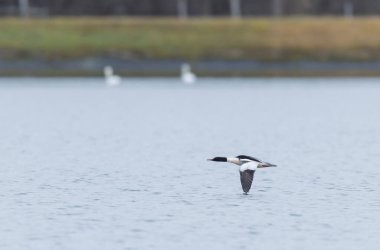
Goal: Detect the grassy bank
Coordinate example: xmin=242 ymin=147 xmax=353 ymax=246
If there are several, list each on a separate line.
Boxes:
xmin=1 ymin=17 xmax=380 ymax=61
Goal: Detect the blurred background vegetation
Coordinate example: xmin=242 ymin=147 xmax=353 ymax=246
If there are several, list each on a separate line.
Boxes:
xmin=2 ymin=17 xmax=380 ymax=62
xmin=1 ymin=0 xmax=378 ymax=16
xmin=2 ymin=0 xmax=380 ymax=76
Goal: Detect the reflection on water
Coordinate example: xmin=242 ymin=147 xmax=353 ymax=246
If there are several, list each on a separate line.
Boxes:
xmin=0 ymin=78 xmax=379 ymax=249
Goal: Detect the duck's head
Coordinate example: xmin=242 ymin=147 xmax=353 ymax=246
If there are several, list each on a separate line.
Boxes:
xmin=208 ymin=156 xmax=242 ymax=165
xmin=207 ymin=157 xmax=227 ymax=162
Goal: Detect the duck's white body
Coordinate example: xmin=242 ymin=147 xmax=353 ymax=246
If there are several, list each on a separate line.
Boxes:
xmin=239 ymin=161 xmax=259 ymax=172
xmin=104 ymin=66 xmax=121 ymax=87
xmin=181 ymin=63 xmax=197 ymax=84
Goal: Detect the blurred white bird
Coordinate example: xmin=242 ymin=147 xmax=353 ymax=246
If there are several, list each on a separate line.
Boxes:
xmin=104 ymin=66 xmax=121 ymax=87
xmin=181 ymin=63 xmax=197 ymax=84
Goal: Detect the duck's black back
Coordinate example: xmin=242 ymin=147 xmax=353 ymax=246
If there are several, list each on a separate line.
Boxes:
xmin=236 ymin=155 xmax=262 ymax=162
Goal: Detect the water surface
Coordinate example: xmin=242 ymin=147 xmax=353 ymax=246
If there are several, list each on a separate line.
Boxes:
xmin=0 ymin=77 xmax=379 ymax=250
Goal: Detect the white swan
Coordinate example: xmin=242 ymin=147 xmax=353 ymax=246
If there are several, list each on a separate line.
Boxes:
xmin=181 ymin=63 xmax=197 ymax=84
xmin=104 ymin=66 xmax=121 ymax=87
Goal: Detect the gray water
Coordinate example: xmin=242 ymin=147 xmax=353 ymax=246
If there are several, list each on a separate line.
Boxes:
xmin=1 ymin=78 xmax=379 ymax=250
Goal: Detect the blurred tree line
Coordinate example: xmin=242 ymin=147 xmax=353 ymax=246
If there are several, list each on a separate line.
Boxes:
xmin=1 ymin=0 xmax=380 ymax=16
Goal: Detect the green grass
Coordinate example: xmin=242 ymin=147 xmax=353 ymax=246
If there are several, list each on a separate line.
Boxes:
xmin=2 ymin=17 xmax=380 ymax=61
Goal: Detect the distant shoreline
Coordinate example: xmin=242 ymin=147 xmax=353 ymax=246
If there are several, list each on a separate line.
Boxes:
xmin=2 ymin=59 xmax=380 ymax=77
xmin=3 ymin=17 xmax=380 ymax=63
xmin=3 ymin=17 xmax=380 ymax=76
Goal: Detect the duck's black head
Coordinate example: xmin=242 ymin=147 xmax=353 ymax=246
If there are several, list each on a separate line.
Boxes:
xmin=207 ymin=157 xmax=227 ymax=162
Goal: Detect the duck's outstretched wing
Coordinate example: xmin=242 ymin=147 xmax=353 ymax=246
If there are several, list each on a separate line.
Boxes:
xmin=240 ymin=170 xmax=255 ymax=193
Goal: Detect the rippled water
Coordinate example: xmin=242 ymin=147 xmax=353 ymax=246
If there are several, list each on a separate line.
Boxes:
xmin=0 ymin=77 xmax=379 ymax=250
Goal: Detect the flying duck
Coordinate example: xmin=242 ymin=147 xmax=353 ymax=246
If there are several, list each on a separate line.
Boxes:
xmin=208 ymin=155 xmax=277 ymax=194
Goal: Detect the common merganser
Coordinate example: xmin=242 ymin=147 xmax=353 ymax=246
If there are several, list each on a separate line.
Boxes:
xmin=208 ymin=155 xmax=277 ymax=194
